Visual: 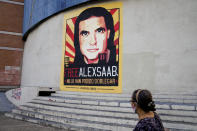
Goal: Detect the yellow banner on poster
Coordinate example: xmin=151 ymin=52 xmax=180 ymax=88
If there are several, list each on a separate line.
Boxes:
xmin=60 ymin=2 xmax=123 ymax=93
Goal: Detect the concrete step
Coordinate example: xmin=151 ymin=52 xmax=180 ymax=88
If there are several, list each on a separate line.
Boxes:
xmin=24 ymin=102 xmax=135 ymax=120
xmin=12 ymin=103 xmax=197 ymax=131
xmin=55 ymin=91 xmax=197 ymax=101
xmin=35 ymin=95 xmax=197 ymax=111
xmin=5 ymin=112 xmax=110 ymax=131
xmin=6 ymin=91 xmax=197 ymax=131
xmin=32 ymin=98 xmax=197 ymax=117
xmin=18 ymin=105 xmax=138 ymax=124
xmin=32 ymin=98 xmax=132 ymax=113
xmin=24 ymin=99 xmax=197 ymax=130
xmin=30 ymin=99 xmax=197 ymax=124
xmin=55 ymin=91 xmax=197 ymax=97
xmin=11 ymin=109 xmax=134 ymax=131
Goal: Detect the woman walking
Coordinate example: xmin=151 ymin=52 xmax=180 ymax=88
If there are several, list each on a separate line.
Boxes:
xmin=131 ymin=89 xmax=165 ymax=131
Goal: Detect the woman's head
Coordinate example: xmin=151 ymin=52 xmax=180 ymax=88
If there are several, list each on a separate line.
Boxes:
xmin=131 ymin=89 xmax=156 ymax=112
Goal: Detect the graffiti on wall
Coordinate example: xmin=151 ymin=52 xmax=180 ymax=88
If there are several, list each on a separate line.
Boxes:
xmin=60 ymin=2 xmax=122 ymax=93
xmin=11 ymin=88 xmax=21 ymax=100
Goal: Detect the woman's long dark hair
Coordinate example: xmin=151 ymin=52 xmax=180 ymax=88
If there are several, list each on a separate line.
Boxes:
xmin=132 ymin=89 xmax=156 ymax=112
xmin=74 ymin=7 xmax=116 ymax=65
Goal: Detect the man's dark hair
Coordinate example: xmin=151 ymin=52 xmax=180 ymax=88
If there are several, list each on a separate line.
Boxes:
xmin=73 ymin=7 xmax=116 ymax=65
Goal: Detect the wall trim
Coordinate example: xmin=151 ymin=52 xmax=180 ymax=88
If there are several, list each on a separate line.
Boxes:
xmin=0 ymin=47 xmax=23 ymax=51
xmin=0 ymin=31 xmax=23 ymax=36
xmin=0 ymin=0 xmax=24 ymax=5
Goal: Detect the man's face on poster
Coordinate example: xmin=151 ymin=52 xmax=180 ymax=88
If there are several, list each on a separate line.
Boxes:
xmin=79 ymin=16 xmax=110 ymax=63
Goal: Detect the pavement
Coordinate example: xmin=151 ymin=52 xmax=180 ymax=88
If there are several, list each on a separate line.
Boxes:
xmin=0 ymin=92 xmax=66 ymax=131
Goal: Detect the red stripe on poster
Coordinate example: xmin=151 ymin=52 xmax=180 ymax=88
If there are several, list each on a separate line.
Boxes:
xmin=114 ymin=21 xmax=119 ymax=32
xmin=66 ymin=24 xmax=74 ymax=42
xmin=72 ymin=17 xmax=77 ymax=25
xmin=110 ymin=9 xmax=117 ymax=15
xmin=116 ymin=48 xmax=119 ymax=55
xmin=65 ymin=51 xmax=74 ymax=58
xmin=114 ymin=38 xmax=119 ymax=46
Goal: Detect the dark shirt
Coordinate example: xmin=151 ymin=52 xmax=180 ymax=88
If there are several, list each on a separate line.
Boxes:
xmin=133 ymin=112 xmax=165 ymax=131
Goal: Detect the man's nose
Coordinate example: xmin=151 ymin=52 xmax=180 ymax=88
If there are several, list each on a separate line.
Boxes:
xmin=89 ymin=34 xmax=96 ymax=45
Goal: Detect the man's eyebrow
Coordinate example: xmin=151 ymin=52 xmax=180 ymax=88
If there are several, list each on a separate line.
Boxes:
xmin=96 ymin=27 xmax=106 ymax=31
xmin=80 ymin=30 xmax=89 ymax=35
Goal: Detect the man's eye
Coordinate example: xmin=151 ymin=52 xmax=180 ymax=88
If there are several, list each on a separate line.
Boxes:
xmin=80 ymin=31 xmax=89 ymax=37
xmin=97 ymin=28 xmax=105 ymax=33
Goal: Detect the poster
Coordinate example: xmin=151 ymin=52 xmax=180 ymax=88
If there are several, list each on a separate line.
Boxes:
xmin=60 ymin=2 xmax=122 ymax=93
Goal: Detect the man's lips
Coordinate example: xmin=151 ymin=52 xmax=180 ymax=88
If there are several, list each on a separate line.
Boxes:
xmin=87 ymin=48 xmax=99 ymax=52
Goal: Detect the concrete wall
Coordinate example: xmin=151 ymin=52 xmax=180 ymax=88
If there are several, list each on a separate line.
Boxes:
xmin=20 ymin=0 xmax=197 ymax=95
xmin=122 ymin=0 xmax=197 ymax=94
xmin=21 ymin=13 xmax=63 ymax=90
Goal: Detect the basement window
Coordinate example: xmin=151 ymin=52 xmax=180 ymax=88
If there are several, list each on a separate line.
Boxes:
xmin=38 ymin=91 xmax=55 ymax=96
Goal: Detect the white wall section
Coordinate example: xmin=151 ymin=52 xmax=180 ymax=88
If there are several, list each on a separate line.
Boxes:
xmin=20 ymin=0 xmax=197 ymax=95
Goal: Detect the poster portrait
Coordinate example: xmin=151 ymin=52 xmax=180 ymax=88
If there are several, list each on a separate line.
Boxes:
xmin=60 ymin=2 xmax=122 ymax=93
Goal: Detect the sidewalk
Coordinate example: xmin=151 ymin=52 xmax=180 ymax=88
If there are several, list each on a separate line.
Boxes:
xmin=0 ymin=92 xmax=66 ymax=131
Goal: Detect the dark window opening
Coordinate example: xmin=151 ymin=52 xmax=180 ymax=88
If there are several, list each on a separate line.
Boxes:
xmin=38 ymin=91 xmax=55 ymax=96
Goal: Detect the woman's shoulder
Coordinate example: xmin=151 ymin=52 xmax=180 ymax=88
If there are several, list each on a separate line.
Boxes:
xmin=133 ymin=112 xmax=165 ymax=131
xmin=134 ymin=118 xmax=154 ymax=131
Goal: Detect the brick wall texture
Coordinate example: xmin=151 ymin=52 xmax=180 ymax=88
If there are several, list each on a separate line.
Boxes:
xmin=0 ymin=1 xmax=24 ymax=86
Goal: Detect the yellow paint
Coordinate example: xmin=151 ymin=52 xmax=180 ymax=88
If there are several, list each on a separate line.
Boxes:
xmin=114 ymin=30 xmax=119 ymax=41
xmin=112 ymin=9 xmax=119 ymax=27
